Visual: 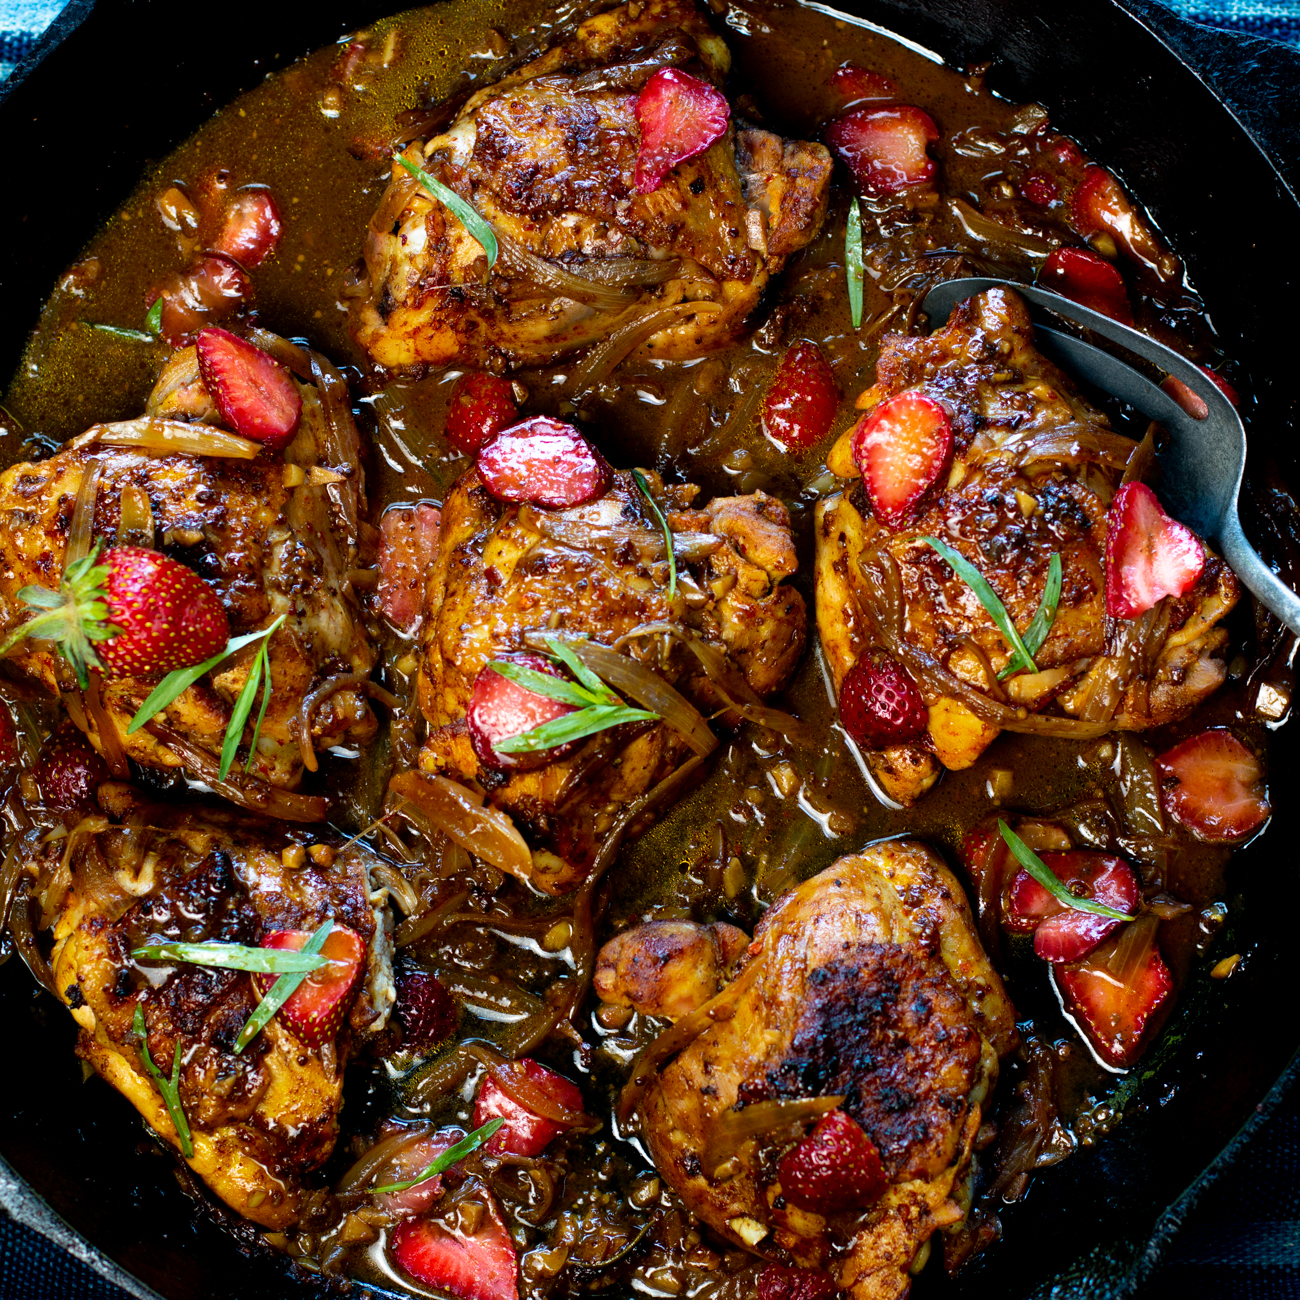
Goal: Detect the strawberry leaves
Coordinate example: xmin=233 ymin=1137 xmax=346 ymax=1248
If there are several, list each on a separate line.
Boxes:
xmin=131 ymin=1003 xmax=193 ymax=1158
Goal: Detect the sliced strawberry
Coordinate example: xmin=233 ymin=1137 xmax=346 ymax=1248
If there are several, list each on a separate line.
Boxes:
xmin=1057 ymin=917 xmax=1173 ymax=1069
xmin=147 ymin=255 xmax=250 ymax=345
xmin=851 ymin=390 xmax=952 ymax=527
xmin=1006 ymin=852 xmax=1139 ymax=962
xmin=473 ymin=1058 xmax=586 ymax=1157
xmin=758 ymin=1263 xmax=842 ymax=1300
xmin=777 ymin=1109 xmax=887 ymax=1214
xmin=446 ymin=373 xmax=519 ymax=455
xmin=1020 ymin=171 xmax=1059 ymax=207
xmin=1039 ymin=247 xmax=1133 ymax=326
xmin=762 ymin=341 xmax=840 ymax=452
xmin=825 ymin=106 xmax=939 ymax=196
xmin=390 ymin=1195 xmax=519 ymax=1300
xmin=213 ymin=189 xmax=282 ymax=268
xmin=34 ymin=724 xmax=109 ymax=811
xmin=1104 ymin=482 xmax=1204 ymax=619
xmin=467 ymin=653 xmax=579 ymax=773
xmin=377 ymin=503 xmax=442 ymax=636
xmin=1070 ymin=167 xmax=1165 ymax=272
xmin=396 ymin=966 xmax=458 ymax=1051
xmin=253 ymin=925 xmax=365 ymax=1049
xmin=828 ymin=64 xmax=897 ymax=106
xmin=377 ymin=1124 xmax=465 ymax=1218
xmin=633 ymin=68 xmax=730 ymax=194
xmin=476 ymin=417 xmax=612 ymax=509
xmin=196 ymin=327 xmax=303 ymax=450
xmin=838 ymin=652 xmax=927 ymax=750
xmin=1200 ymin=366 xmax=1240 ymax=407
xmin=1155 ymin=729 xmax=1270 ymax=842
xmin=0 ymin=705 xmax=18 ymax=773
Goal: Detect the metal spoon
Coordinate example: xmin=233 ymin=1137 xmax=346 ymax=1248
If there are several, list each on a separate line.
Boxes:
xmin=921 ymin=277 xmax=1300 ymax=635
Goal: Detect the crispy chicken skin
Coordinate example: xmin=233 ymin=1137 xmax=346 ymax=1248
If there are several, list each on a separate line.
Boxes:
xmin=417 ymin=467 xmax=806 ymax=893
xmin=45 ymin=790 xmax=394 ymax=1230
xmin=816 ymin=288 xmax=1239 ymax=805
xmin=595 ymin=918 xmax=749 ymax=1017
xmin=350 ymin=0 xmax=831 ymax=372
xmin=0 ymin=344 xmax=377 ymax=797
xmin=637 ymin=841 xmax=1016 ymax=1299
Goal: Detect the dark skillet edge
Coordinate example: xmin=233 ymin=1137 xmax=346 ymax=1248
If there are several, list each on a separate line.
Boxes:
xmin=0 ymin=0 xmax=95 ymax=106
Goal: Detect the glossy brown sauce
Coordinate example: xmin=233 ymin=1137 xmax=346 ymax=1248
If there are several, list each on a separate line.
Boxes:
xmin=0 ymin=0 xmax=1273 ymax=1293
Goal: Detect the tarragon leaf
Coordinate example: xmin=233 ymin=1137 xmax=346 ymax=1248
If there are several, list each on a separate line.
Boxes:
xmin=539 ymin=635 xmax=614 ymax=701
xmin=487 ymin=661 xmax=602 ymax=708
xmin=145 ymin=298 xmax=164 ymax=334
xmin=234 ymin=920 xmax=333 ymax=1054
xmin=494 ymin=703 xmax=659 ymax=754
xmin=131 ymin=941 xmax=329 ymax=975
xmin=218 ymin=644 xmax=264 ymax=781
xmin=245 ymin=641 xmax=274 ymax=774
xmin=369 ymin=1118 xmax=506 ymax=1194
xmin=998 ymin=552 xmax=1063 ymax=679
xmin=86 ymin=322 xmax=155 ymax=343
xmin=846 ymin=198 xmax=865 ymax=330
xmin=998 ymin=821 xmax=1135 ymax=922
xmin=395 ymin=154 xmax=498 ymax=271
xmin=132 ymin=1003 xmax=194 ymax=1159
xmin=632 ymin=468 xmax=677 ymax=599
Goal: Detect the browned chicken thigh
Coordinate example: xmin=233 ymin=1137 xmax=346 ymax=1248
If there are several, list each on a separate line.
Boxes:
xmin=816 ymin=287 xmax=1238 ymax=805
xmin=351 ymin=0 xmax=831 ymax=372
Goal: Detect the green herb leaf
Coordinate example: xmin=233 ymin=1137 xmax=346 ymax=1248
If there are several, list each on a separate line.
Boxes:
xmin=86 ymin=322 xmax=156 ymax=343
xmin=997 ymin=820 xmax=1136 ymax=922
xmin=131 ymin=941 xmax=330 ymax=975
xmin=218 ymin=645 xmax=263 ymax=781
xmin=632 ymin=468 xmax=678 ymax=600
xmin=395 ymin=153 xmax=498 ymax=271
xmin=145 ymin=298 xmax=164 ymax=334
xmin=128 ymin=614 xmax=287 ymax=737
xmin=923 ymin=536 xmax=1039 ymax=677
xmin=132 ymin=1003 xmax=194 ymax=1159
xmin=539 ymin=635 xmax=612 ymax=700
xmin=846 ymin=198 xmax=864 ymax=331
xmin=234 ymin=920 xmax=333 ymax=1054
xmin=245 ymin=641 xmax=274 ymax=774
xmin=998 ymin=552 xmax=1063 ymax=679
xmin=487 ymin=661 xmax=602 ymax=708
xmin=369 ymin=1118 xmax=506 ymax=1194
xmin=494 ymin=703 xmax=660 ymax=754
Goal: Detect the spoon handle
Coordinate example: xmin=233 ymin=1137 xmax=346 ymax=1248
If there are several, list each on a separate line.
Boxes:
xmin=1219 ymin=513 xmax=1300 ymax=636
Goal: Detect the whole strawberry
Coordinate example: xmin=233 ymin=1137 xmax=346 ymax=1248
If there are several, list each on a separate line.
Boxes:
xmin=34 ymin=724 xmax=110 ymax=811
xmin=1 ymin=541 xmax=230 ymax=687
xmin=777 ymin=1109 xmax=887 ymax=1214
xmin=839 ymin=652 xmax=927 ymax=750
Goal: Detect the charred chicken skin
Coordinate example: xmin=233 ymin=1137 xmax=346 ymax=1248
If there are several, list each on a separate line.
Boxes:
xmin=0 ymin=339 xmax=377 ymax=809
xmin=816 ymin=287 xmax=1239 ymax=805
xmin=43 ymin=787 xmax=394 ymax=1230
xmin=629 ymin=841 xmax=1016 ymax=1299
xmin=350 ymin=0 xmax=832 ymax=372
xmin=416 ymin=467 xmax=806 ymax=894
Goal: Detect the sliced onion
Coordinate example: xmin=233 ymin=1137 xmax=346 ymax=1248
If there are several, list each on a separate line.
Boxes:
xmin=368 ymin=861 xmax=422 ymax=916
xmin=1100 ymin=913 xmax=1160 ymax=982
xmin=529 ymin=513 xmax=721 ymax=563
xmin=949 ymin=198 xmax=1055 ymax=257
xmin=395 ymin=888 xmax=470 ymax=947
xmin=65 ymin=462 xmax=102 ymax=567
xmin=1114 ymin=734 xmax=1164 ymax=837
xmin=298 ymin=673 xmax=399 ymax=773
xmin=246 ymin=328 xmax=315 ymax=380
xmin=987 ymin=424 xmax=1137 ymax=472
xmin=83 ymin=673 xmax=129 ymax=779
xmin=703 ymin=1095 xmax=843 ymax=1167
xmin=496 ymin=230 xmax=636 ymax=310
xmin=336 ymin=1122 xmax=434 ymax=1193
xmin=489 ymin=1060 xmax=589 ymax=1125
xmin=575 ymin=256 xmax=685 ymax=288
xmin=71 ymin=418 xmax=262 ymax=460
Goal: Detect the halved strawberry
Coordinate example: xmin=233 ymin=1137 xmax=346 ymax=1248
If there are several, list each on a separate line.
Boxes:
xmin=377 ymin=1124 xmax=465 ymax=1218
xmin=253 ymin=925 xmax=365 ymax=1049
xmin=838 ymin=651 xmax=927 ymax=750
xmin=1 ymin=544 xmax=230 ymax=686
xmin=476 ymin=417 xmax=612 ymax=509
xmin=196 ymin=327 xmax=303 ymax=450
xmin=390 ymin=1196 xmax=519 ymax=1300
xmin=147 ymin=255 xmax=250 ymax=345
xmin=1006 ymin=851 xmax=1139 ymax=962
xmin=446 ymin=373 xmax=519 ymax=455
xmin=776 ymin=1109 xmax=887 ymax=1214
xmin=34 ymin=724 xmax=110 ymax=811
xmin=758 ymin=1263 xmax=842 ymax=1300
xmin=473 ymin=1058 xmax=586 ymax=1157
xmin=467 ymin=653 xmax=579 ymax=772
xmin=851 ymin=390 xmax=952 ymax=527
xmin=633 ymin=68 xmax=730 ymax=194
xmin=828 ymin=64 xmax=897 ymax=106
xmin=377 ymin=503 xmax=442 ymax=636
xmin=213 ymin=189 xmax=282 ymax=268
xmin=1056 ymin=916 xmax=1173 ymax=1069
xmin=1020 ymin=171 xmax=1060 ymax=207
xmin=762 ymin=341 xmax=840 ymax=452
xmin=396 ymin=966 xmax=458 ymax=1051
xmin=825 ymin=106 xmax=939 ymax=196
xmin=1155 ymin=729 xmax=1270 ymax=842
xmin=1103 ymin=482 xmax=1205 ymax=619
xmin=1070 ymin=167 xmax=1165 ymax=271
xmin=1039 ymin=247 xmax=1133 ymax=326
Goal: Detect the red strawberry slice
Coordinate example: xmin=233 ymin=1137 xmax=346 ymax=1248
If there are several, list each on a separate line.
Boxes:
xmin=851 ymin=390 xmax=952 ymax=527
xmin=758 ymin=1263 xmax=842 ymax=1300
xmin=1020 ymin=171 xmax=1060 ymax=207
xmin=377 ymin=503 xmax=441 ymax=636
xmin=476 ymin=417 xmax=612 ymax=509
xmin=377 ymin=1124 xmax=465 ymax=1218
xmin=390 ymin=1196 xmax=519 ymax=1300
xmin=34 ymin=724 xmax=110 ymax=811
xmin=1104 ymin=482 xmax=1205 ymax=619
xmin=196 ymin=327 xmax=303 ymax=450
xmin=838 ymin=652 xmax=927 ymax=751
xmin=147 ymin=255 xmax=250 ymax=345
xmin=1006 ymin=851 xmax=1139 ymax=962
xmin=253 ymin=925 xmax=365 ymax=1050
xmin=633 ymin=68 xmax=730 ymax=194
xmin=1070 ymin=167 xmax=1165 ymax=272
xmin=1155 ymin=729 xmax=1270 ymax=842
xmin=467 ymin=653 xmax=580 ymax=773
xmin=396 ymin=966 xmax=458 ymax=1051
xmin=828 ymin=64 xmax=897 ymax=106
xmin=473 ymin=1058 xmax=586 ymax=1157
xmin=825 ymin=106 xmax=939 ymax=196
xmin=1056 ymin=917 xmax=1173 ymax=1069
xmin=762 ymin=341 xmax=840 ymax=452
xmin=213 ymin=189 xmax=282 ymax=268
xmin=446 ymin=373 xmax=519 ymax=455
xmin=1039 ymin=247 xmax=1133 ymax=325
xmin=776 ymin=1109 xmax=887 ymax=1215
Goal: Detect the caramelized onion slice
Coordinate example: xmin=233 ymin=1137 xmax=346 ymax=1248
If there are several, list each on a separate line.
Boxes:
xmin=489 ymin=1060 xmax=589 ymax=1126
xmin=71 ymin=418 xmax=262 ymax=460
xmin=704 ymin=1095 xmax=844 ymax=1168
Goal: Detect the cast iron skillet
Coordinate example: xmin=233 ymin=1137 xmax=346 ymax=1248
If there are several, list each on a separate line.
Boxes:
xmin=1 ymin=2 xmax=1297 ymax=1297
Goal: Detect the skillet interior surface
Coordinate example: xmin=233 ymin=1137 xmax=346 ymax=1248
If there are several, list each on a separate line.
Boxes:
xmin=0 ymin=1 xmax=1297 ymax=1297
